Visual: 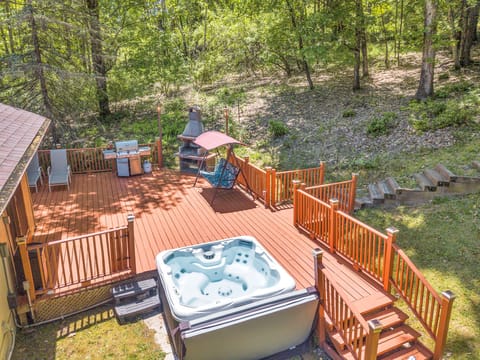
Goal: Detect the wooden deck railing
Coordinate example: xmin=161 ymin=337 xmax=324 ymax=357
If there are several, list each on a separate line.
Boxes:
xmin=38 ymin=143 xmax=158 ymax=174
xmin=314 ymin=249 xmax=382 ymax=360
xmin=270 ymin=163 xmax=325 ymax=206
xmin=391 ymin=245 xmax=455 ymax=359
xmin=294 ymin=187 xmax=455 ymax=359
xmin=24 ymin=215 xmax=136 ymax=295
xmin=231 ymin=155 xmax=267 ymax=201
xmin=305 ymin=173 xmax=357 ymax=213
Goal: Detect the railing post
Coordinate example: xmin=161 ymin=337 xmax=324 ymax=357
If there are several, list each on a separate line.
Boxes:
xmin=271 ymin=168 xmax=277 ymax=206
xmin=156 ymin=137 xmax=163 ymax=168
xmin=349 ymin=173 xmax=358 ymax=214
xmin=433 ymin=290 xmax=456 ymax=360
xmin=364 ymin=319 xmax=382 ymax=360
xmin=243 ymin=156 xmax=250 ymax=187
xmin=265 ymin=166 xmax=272 ymax=208
xmin=127 ymin=214 xmax=136 ymax=274
xmin=292 ymin=180 xmax=302 ymax=226
xmin=17 ymin=236 xmax=36 ymax=301
xmin=313 ymin=248 xmax=326 ymax=347
xmin=328 ymin=199 xmax=339 ymax=254
xmin=383 ymin=227 xmax=398 ymax=292
xmin=319 ymin=161 xmax=325 ymax=185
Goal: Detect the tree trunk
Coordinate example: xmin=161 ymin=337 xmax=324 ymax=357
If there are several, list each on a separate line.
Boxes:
xmin=86 ymin=0 xmax=111 ymax=119
xmin=415 ymin=0 xmax=437 ymax=100
xmin=449 ymin=3 xmax=462 ymax=69
xmin=285 ymin=0 xmax=314 ymax=90
xmin=27 ymin=1 xmax=57 ymax=141
xmin=459 ymin=2 xmax=480 ymax=66
xmin=397 ymin=0 xmax=404 ymax=65
xmin=381 ymin=14 xmax=390 ymax=69
xmin=353 ymin=37 xmax=361 ymax=90
xmin=356 ymin=0 xmax=368 ymax=77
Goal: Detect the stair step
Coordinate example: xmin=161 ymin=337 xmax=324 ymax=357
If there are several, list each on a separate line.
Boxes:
xmin=368 ymin=184 xmax=384 ymax=204
xmin=435 ymin=164 xmax=457 ymax=182
xmin=353 ymin=293 xmax=396 ymax=315
xmin=423 ymin=168 xmax=449 ymax=187
xmin=330 ymin=330 xmax=346 ymax=352
xmin=385 ymin=177 xmax=401 ymax=194
xmin=114 ymin=293 xmax=161 ymax=324
xmin=472 ymin=160 xmax=480 ymax=171
xmin=380 ymin=342 xmax=433 ymax=360
xmin=112 ymin=278 xmax=157 ymax=303
xmin=378 ymin=180 xmax=397 ymax=200
xmin=364 ymin=307 xmax=409 ymax=330
xmin=355 ymin=196 xmax=373 ymax=210
xmin=413 ymin=173 xmax=436 ymax=191
xmin=377 ymin=325 xmax=422 ymax=357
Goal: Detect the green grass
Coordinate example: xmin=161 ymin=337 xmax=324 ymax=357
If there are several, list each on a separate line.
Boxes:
xmin=335 ymin=126 xmax=480 ymax=359
xmin=355 ymin=194 xmax=480 ymax=359
xmin=12 ymin=306 xmax=165 ymax=360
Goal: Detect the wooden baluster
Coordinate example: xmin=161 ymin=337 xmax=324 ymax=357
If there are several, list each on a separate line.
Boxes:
xmin=433 ymin=291 xmax=456 ymax=360
xmin=292 ymin=180 xmax=302 ymax=226
xmin=265 ymin=166 xmax=272 ymax=208
xmin=328 ymin=199 xmax=339 ymax=253
xmin=383 ymin=227 xmax=398 ymax=292
xmin=364 ymin=319 xmax=382 ymax=360
xmin=127 ymin=214 xmax=136 ymax=274
xmin=313 ymin=248 xmax=327 ymax=347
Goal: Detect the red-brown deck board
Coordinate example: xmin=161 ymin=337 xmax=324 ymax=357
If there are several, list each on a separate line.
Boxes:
xmin=31 ymin=170 xmax=389 ymax=302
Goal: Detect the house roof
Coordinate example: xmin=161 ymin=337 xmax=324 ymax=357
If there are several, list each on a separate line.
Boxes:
xmin=0 ymin=103 xmax=50 ymax=213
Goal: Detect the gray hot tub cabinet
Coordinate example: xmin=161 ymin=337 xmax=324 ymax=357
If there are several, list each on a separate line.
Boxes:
xmin=161 ymin=287 xmax=319 ymax=360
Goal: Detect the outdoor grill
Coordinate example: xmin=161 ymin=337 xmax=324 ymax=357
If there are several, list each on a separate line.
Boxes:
xmin=103 ymin=140 xmax=151 ymax=177
xmin=177 ymin=106 xmax=207 ymax=172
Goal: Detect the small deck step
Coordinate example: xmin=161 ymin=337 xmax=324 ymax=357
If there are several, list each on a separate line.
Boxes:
xmin=377 ymin=325 xmax=422 ymax=356
xmin=112 ymin=278 xmax=157 ymax=303
xmin=378 ymin=180 xmax=396 ymax=200
xmin=380 ymin=342 xmax=433 ymax=360
xmin=352 ymin=293 xmax=396 ymax=315
xmin=385 ymin=177 xmax=401 ymax=194
xmin=114 ymin=293 xmax=161 ymax=324
xmin=364 ymin=307 xmax=409 ymax=330
xmin=435 ymin=164 xmax=457 ymax=182
xmin=368 ymin=184 xmax=384 ymax=204
xmin=423 ymin=168 xmax=449 ymax=187
xmin=413 ymin=173 xmax=436 ymax=192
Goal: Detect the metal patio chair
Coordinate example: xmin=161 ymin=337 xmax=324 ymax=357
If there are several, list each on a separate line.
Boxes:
xmin=48 ymin=149 xmax=71 ymax=191
xmin=27 ymin=152 xmax=43 ymax=192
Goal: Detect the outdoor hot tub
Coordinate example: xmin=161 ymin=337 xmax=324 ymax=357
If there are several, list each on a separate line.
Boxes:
xmin=156 ymin=236 xmax=319 ymax=360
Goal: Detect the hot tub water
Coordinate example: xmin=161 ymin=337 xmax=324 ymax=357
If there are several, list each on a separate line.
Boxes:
xmin=157 ymin=236 xmax=295 ymax=319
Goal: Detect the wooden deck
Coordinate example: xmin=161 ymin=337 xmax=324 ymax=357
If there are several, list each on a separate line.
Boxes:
xmin=31 ymin=170 xmax=390 ymax=305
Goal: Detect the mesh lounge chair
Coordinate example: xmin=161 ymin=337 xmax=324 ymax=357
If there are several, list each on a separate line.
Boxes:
xmin=48 ymin=149 xmax=71 ymax=191
xmin=27 ymin=152 xmax=43 ymax=192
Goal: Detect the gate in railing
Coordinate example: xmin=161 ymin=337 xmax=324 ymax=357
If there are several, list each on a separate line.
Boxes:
xmin=295 ymin=187 xmax=455 ymax=359
xmin=21 ymin=215 xmax=136 ymax=297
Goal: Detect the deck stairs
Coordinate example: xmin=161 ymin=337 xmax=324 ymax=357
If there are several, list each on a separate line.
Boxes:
xmin=356 ymin=161 xmax=480 ymax=209
xmin=112 ymin=277 xmax=161 ymax=324
xmin=326 ymin=297 xmax=433 ymax=360
xmin=326 ymin=286 xmax=433 ymax=360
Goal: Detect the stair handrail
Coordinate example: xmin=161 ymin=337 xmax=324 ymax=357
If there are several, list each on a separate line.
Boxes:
xmin=390 ymin=244 xmax=455 ymax=359
xmin=314 ymin=249 xmax=382 ymax=360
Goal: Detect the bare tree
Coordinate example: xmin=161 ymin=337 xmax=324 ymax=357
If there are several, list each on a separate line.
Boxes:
xmin=85 ymin=0 xmax=111 ymax=118
xmin=415 ymin=0 xmax=438 ymax=100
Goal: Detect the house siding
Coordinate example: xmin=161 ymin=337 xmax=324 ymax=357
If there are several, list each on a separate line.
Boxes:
xmin=0 ymin=217 xmax=16 ymax=360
